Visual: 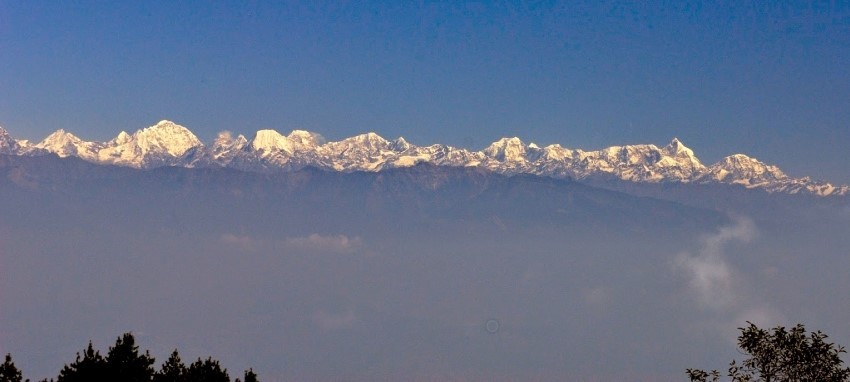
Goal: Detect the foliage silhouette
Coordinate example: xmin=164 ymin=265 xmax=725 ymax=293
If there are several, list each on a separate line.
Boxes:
xmin=240 ymin=368 xmax=258 ymax=382
xmin=6 ymin=333 xmax=258 ymax=382
xmin=153 ymin=350 xmax=187 ymax=382
xmin=0 ymin=354 xmax=26 ymax=382
xmin=57 ymin=342 xmax=107 ymax=382
xmin=687 ymin=322 xmax=850 ymax=382
xmin=105 ymin=333 xmax=156 ymax=382
xmin=185 ymin=357 xmax=229 ymax=382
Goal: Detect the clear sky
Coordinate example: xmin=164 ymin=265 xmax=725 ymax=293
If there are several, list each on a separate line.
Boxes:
xmin=1 ymin=1 xmax=848 ymax=183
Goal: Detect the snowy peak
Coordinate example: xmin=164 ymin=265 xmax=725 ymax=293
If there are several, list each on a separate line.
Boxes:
xmin=345 ymin=132 xmax=391 ymax=149
xmin=131 ymin=120 xmax=202 ymax=157
xmin=391 ymin=137 xmax=412 ymax=152
xmin=483 ymin=137 xmax=528 ymax=162
xmin=251 ymin=129 xmax=293 ymax=153
xmin=0 ymin=126 xmax=20 ymax=154
xmin=95 ymin=120 xmax=203 ymax=168
xmin=38 ymin=129 xmax=79 ymax=144
xmin=321 ymin=132 xmax=394 ymax=157
xmin=663 ymin=137 xmax=695 ymax=158
xmin=110 ymin=131 xmax=132 ymax=146
xmin=664 ymin=137 xmax=686 ymax=153
xmin=695 ymin=154 xmax=847 ymax=196
xmin=317 ymin=132 xmax=400 ymax=171
xmin=704 ymin=154 xmax=787 ymax=185
xmin=249 ymin=129 xmax=323 ymax=159
xmin=35 ymin=129 xmax=91 ymax=158
xmin=539 ymin=144 xmax=575 ymax=161
xmin=1 ymin=121 xmax=847 ymax=196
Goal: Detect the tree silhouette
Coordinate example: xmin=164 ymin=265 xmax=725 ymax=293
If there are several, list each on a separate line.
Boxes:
xmin=0 ymin=354 xmax=26 ymax=382
xmin=185 ymin=357 xmax=229 ymax=382
xmin=7 ymin=333 xmax=259 ymax=382
xmin=688 ymin=322 xmax=850 ymax=381
xmin=105 ymin=333 xmax=155 ymax=382
xmin=235 ymin=368 xmax=258 ymax=382
xmin=242 ymin=368 xmax=259 ymax=382
xmin=56 ymin=342 xmax=107 ymax=382
xmin=153 ymin=350 xmax=187 ymax=382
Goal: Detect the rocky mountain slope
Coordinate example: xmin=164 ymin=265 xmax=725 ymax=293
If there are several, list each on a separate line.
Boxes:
xmin=1 ymin=120 xmax=846 ymax=196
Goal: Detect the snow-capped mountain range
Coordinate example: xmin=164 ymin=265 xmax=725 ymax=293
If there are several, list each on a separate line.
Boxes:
xmin=1 ymin=120 xmax=846 ymax=196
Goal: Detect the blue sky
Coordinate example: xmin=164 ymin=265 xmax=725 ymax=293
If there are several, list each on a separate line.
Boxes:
xmin=1 ymin=1 xmax=848 ymax=183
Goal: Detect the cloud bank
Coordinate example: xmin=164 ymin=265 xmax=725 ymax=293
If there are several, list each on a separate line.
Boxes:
xmin=674 ymin=217 xmax=784 ymax=328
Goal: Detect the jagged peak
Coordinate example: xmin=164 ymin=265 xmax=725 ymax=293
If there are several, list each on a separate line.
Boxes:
xmin=391 ymin=136 xmax=411 ymax=151
xmin=253 ymin=129 xmax=285 ymax=139
xmin=35 ymin=129 xmax=84 ymax=150
xmin=351 ymin=131 xmax=388 ymax=142
xmin=134 ymin=120 xmax=202 ymax=150
xmin=663 ymin=137 xmax=695 ymax=155
xmin=41 ymin=128 xmax=79 ymax=140
xmin=539 ymin=144 xmax=574 ymax=161
xmin=334 ymin=132 xmax=390 ymax=149
xmin=483 ymin=136 xmax=528 ymax=162
xmin=111 ymin=131 xmax=131 ymax=145
xmin=139 ymin=120 xmax=194 ymax=134
xmin=718 ymin=153 xmax=761 ymax=164
xmin=2 ymin=121 xmax=846 ymax=196
xmin=490 ymin=136 xmax=524 ymax=146
xmin=126 ymin=121 xmax=202 ymax=151
xmin=251 ymin=129 xmax=292 ymax=152
xmin=714 ymin=153 xmax=779 ymax=171
xmin=710 ymin=154 xmax=788 ymax=180
xmin=483 ymin=136 xmax=525 ymax=151
xmin=0 ymin=126 xmax=19 ymax=153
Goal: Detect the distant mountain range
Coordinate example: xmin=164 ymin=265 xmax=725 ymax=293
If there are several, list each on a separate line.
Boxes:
xmin=2 ymin=121 xmax=850 ymax=382
xmin=1 ymin=120 xmax=846 ymax=196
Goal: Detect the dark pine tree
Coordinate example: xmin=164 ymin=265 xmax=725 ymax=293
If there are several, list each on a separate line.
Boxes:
xmin=104 ymin=333 xmax=155 ymax=382
xmin=185 ymin=358 xmax=229 ymax=382
xmin=242 ymin=368 xmax=259 ymax=382
xmin=0 ymin=354 xmax=25 ymax=382
xmin=56 ymin=342 xmax=107 ymax=382
xmin=153 ymin=350 xmax=187 ymax=382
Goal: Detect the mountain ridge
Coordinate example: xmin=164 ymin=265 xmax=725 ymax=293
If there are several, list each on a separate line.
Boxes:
xmin=2 ymin=120 xmax=846 ymax=196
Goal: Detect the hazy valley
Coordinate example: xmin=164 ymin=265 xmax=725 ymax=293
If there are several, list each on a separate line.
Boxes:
xmin=1 ymin=151 xmax=848 ymax=381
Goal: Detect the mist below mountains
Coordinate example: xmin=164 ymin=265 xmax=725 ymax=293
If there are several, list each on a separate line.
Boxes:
xmin=1 ymin=154 xmax=849 ymax=381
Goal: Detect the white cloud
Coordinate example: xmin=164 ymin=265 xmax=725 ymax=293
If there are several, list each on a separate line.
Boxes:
xmin=284 ymin=233 xmax=363 ymax=253
xmin=675 ymin=250 xmax=736 ymax=309
xmin=673 ymin=217 xmax=785 ymax=330
xmin=673 ymin=217 xmax=755 ymax=310
xmin=673 ymin=218 xmax=784 ymax=338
